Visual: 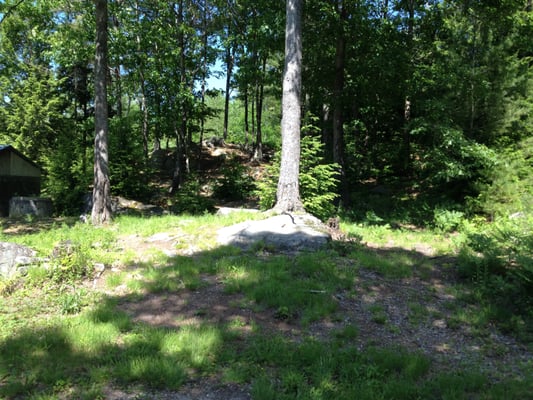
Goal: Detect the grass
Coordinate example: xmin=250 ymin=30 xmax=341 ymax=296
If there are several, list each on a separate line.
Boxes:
xmin=1 ymin=213 xmax=532 ymax=399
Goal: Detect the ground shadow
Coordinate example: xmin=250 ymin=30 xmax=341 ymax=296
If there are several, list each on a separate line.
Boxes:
xmin=1 ymin=224 xmax=531 ymax=399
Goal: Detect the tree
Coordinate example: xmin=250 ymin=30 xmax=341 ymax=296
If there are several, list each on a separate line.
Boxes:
xmin=332 ymin=0 xmax=348 ymax=204
xmin=274 ymin=0 xmax=304 ymax=213
xmin=92 ymin=0 xmax=112 ymax=224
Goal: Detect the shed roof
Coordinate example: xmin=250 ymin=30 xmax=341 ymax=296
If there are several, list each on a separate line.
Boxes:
xmin=0 ymin=144 xmax=41 ymax=170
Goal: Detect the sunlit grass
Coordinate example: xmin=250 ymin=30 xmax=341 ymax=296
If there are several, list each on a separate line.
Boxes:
xmin=105 ymin=270 xmax=126 ymax=288
xmin=8 ymin=221 xmax=117 ymax=256
xmin=341 ymin=221 xmax=456 ymax=255
xmin=1 ymin=213 xmax=532 ymax=398
xmin=350 ymin=247 xmax=415 ymax=278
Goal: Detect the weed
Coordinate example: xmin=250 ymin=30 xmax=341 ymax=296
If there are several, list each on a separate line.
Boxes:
xmin=408 ymin=301 xmax=429 ymax=325
xmin=333 ymin=324 xmax=359 ymax=340
xmin=1 ymin=213 xmax=531 ymax=399
xmin=105 ymin=271 xmax=125 ymax=288
xmin=368 ymin=304 xmax=388 ymax=324
xmin=58 ymin=288 xmax=87 ymax=315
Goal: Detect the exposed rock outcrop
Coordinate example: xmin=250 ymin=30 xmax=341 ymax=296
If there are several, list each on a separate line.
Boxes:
xmin=217 ymin=212 xmax=330 ymax=253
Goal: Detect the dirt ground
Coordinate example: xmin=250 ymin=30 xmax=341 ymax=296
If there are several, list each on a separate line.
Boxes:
xmin=93 ymin=227 xmax=532 ymax=399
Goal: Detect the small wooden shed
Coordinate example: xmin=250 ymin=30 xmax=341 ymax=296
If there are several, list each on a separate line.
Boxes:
xmin=0 ymin=145 xmax=42 ymax=216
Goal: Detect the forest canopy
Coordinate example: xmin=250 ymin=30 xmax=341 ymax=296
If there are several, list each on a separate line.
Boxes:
xmin=0 ymin=0 xmax=532 ymax=220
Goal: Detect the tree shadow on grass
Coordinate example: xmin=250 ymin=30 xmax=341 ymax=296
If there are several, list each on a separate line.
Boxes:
xmin=0 ymin=216 xmax=79 ymax=236
xmin=1 ymin=233 xmax=532 ymax=399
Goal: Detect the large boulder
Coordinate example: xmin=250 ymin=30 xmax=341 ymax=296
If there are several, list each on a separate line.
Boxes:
xmin=217 ymin=212 xmax=330 ymax=252
xmin=0 ymin=242 xmax=37 ymax=278
xmin=9 ymin=197 xmax=53 ymax=218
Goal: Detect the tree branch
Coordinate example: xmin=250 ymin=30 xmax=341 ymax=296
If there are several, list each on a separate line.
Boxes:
xmin=0 ymin=0 xmax=27 ymax=26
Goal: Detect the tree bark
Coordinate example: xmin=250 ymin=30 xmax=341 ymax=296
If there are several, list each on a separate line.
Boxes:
xmin=333 ymin=0 xmax=348 ymax=205
xmin=223 ymin=40 xmax=233 ymax=141
xmin=275 ymin=0 xmax=304 ymax=213
xmin=244 ymin=88 xmax=249 ymax=147
xmin=171 ymin=0 xmax=188 ymax=192
xmin=92 ymin=0 xmax=112 ymax=224
xmin=253 ymin=56 xmax=266 ymax=162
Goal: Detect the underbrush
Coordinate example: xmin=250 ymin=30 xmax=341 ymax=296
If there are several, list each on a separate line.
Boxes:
xmin=457 ymin=215 xmax=533 ymax=342
xmin=1 ymin=214 xmax=532 ymax=398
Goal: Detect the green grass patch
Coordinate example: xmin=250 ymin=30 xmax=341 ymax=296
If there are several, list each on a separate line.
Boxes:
xmin=350 ymin=247 xmax=415 ymax=278
xmin=1 ymin=213 xmax=531 ymax=398
xmin=216 ymin=252 xmax=354 ymax=325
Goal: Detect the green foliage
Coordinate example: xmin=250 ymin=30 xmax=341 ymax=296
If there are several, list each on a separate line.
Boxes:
xmin=213 ymin=157 xmax=256 ymax=201
xmin=257 ymin=133 xmax=340 ymax=221
xmin=170 ymin=176 xmax=215 ymax=215
xmin=475 ymin=137 xmax=533 ymax=218
xmin=433 ymin=207 xmax=465 ymax=233
xmin=458 ymin=216 xmax=533 ymax=340
xmin=47 ymin=240 xmax=92 ymax=284
xmin=411 ymin=123 xmax=497 ymax=191
xmin=108 ymin=114 xmax=154 ymax=201
xmin=43 ymin=121 xmax=92 ymax=215
xmin=299 ymin=133 xmax=340 ymax=220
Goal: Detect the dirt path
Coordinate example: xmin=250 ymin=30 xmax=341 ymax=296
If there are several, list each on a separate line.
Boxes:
xmin=98 ymin=230 xmax=532 ymax=399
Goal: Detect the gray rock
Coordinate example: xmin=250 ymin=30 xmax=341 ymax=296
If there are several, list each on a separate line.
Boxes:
xmin=0 ymin=242 xmax=37 ymax=278
xmin=9 ymin=197 xmax=53 ymax=218
xmin=216 ymin=207 xmax=260 ymax=216
xmin=217 ymin=212 xmax=330 ymax=252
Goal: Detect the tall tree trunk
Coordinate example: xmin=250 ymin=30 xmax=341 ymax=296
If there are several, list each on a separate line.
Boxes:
xmin=333 ymin=0 xmax=348 ymax=205
xmin=171 ymin=0 xmax=188 ymax=192
xmin=139 ymin=70 xmax=149 ymax=159
xmin=244 ymin=88 xmax=249 ymax=147
xmin=92 ymin=0 xmax=112 ymax=224
xmin=223 ymin=40 xmax=233 ymax=141
xmin=154 ymin=83 xmax=162 ymax=151
xmin=111 ymin=5 xmax=123 ymax=118
xmin=199 ymin=0 xmax=208 ymax=163
xmin=275 ymin=0 xmax=304 ymax=213
xmin=135 ymin=0 xmax=149 ymax=160
xmin=401 ymin=0 xmax=415 ymax=173
xmin=253 ymin=56 xmax=266 ymax=162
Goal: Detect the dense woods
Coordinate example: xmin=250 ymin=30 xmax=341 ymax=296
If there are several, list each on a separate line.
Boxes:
xmin=1 ymin=2 xmax=533 ymax=397
xmin=0 ymin=0 xmax=531 ymax=221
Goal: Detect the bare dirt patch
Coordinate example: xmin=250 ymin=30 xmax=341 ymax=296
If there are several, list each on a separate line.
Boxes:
xmin=95 ymin=229 xmax=533 ymax=399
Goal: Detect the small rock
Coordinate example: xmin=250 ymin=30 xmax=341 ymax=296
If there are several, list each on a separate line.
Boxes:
xmin=94 ymin=263 xmax=106 ymax=273
xmin=0 ymin=242 xmax=38 ymax=278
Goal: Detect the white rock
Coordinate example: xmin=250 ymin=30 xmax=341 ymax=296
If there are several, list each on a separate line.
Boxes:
xmin=217 ymin=213 xmax=330 ymax=252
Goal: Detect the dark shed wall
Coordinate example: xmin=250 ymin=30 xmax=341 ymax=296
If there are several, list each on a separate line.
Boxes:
xmin=0 ymin=146 xmax=42 ymax=216
xmin=0 ymin=147 xmax=41 ymax=177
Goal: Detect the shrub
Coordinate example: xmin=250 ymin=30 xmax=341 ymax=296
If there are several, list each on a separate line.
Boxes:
xmin=213 ymin=157 xmax=256 ymax=201
xmin=458 ymin=215 xmax=533 ymax=339
xmin=48 ymin=240 xmax=92 ymax=283
xmin=433 ymin=207 xmax=464 ymax=232
xmin=256 ymin=131 xmax=339 ymax=221
xmin=170 ymin=176 xmax=215 ymax=215
xmin=474 ymin=137 xmax=533 ymax=218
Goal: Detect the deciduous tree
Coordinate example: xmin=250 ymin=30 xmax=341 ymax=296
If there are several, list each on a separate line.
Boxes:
xmin=275 ymin=0 xmax=304 ymax=213
xmin=91 ymin=0 xmax=112 ymax=224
